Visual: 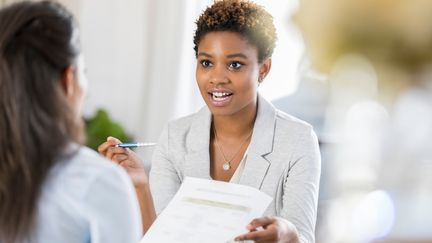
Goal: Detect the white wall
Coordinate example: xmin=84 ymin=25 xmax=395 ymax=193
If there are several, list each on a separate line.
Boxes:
xmin=80 ymin=0 xmax=211 ymax=144
xmin=80 ymin=0 xmax=148 ymax=139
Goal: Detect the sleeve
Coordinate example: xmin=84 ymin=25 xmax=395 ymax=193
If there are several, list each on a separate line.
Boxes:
xmin=281 ymin=128 xmax=321 ymax=243
xmin=84 ymin=165 xmax=143 ymax=243
xmin=149 ymin=124 xmax=182 ymax=214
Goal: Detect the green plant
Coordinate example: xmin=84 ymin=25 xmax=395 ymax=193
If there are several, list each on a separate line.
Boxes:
xmin=84 ymin=109 xmax=133 ymax=150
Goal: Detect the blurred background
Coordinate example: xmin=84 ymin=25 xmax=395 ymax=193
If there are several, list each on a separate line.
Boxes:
xmin=1 ymin=0 xmax=431 ymax=242
xmin=0 ymin=0 xmax=305 ymax=144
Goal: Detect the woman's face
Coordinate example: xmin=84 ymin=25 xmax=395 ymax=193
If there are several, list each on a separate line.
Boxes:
xmin=196 ymin=31 xmax=269 ymax=117
xmin=70 ymin=54 xmax=88 ymax=117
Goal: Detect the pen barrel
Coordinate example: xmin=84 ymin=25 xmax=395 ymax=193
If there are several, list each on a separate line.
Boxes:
xmin=116 ymin=143 xmax=156 ymax=148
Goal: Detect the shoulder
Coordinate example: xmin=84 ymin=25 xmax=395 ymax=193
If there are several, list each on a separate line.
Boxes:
xmin=258 ymin=94 xmax=314 ymax=133
xmin=275 ymin=109 xmax=315 ymax=137
xmin=269 ymin=107 xmax=319 ymax=158
xmin=158 ymin=106 xmax=210 ymax=148
xmin=48 ymin=145 xmax=133 ymax=198
xmin=37 ymin=145 xmax=141 ymax=242
xmin=64 ymin=146 xmax=127 ymax=177
xmin=259 ymin=94 xmax=316 ymax=139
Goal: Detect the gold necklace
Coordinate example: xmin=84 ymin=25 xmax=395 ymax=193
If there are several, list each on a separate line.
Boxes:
xmin=213 ymin=125 xmax=253 ymax=171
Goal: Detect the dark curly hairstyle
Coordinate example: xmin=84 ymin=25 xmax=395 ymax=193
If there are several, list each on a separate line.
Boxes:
xmin=193 ymin=0 xmax=277 ymax=63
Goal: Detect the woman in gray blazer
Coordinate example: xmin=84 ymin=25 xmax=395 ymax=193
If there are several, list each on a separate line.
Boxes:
xmin=99 ymin=0 xmax=321 ymax=242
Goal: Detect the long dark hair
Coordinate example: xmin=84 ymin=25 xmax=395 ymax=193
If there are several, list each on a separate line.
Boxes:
xmin=0 ymin=1 xmax=83 ymax=241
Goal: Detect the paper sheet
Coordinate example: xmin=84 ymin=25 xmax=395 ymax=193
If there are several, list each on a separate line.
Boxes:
xmin=140 ymin=177 xmax=272 ymax=243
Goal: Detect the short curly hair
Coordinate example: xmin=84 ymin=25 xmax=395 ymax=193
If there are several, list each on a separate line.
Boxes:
xmin=193 ymin=0 xmax=277 ymax=63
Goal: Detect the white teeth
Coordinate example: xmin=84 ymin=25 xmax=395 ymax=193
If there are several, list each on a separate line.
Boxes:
xmin=211 ymin=91 xmax=232 ymax=101
xmin=212 ymin=92 xmax=230 ymax=98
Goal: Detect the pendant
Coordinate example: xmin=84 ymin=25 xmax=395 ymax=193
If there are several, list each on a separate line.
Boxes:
xmin=222 ymin=161 xmax=231 ymax=171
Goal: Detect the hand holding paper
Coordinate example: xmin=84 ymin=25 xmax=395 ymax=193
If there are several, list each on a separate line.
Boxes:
xmin=141 ymin=177 xmax=272 ymax=243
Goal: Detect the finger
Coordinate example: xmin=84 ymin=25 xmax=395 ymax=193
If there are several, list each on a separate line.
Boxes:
xmin=106 ymin=146 xmax=128 ymax=161
xmin=112 ymin=153 xmax=128 ymax=163
xmin=247 ymin=216 xmax=276 ymax=230
xmin=97 ymin=140 xmax=117 ymax=155
xmin=119 ymin=160 xmax=134 ymax=170
xmin=120 ymin=156 xmax=142 ymax=167
xmin=107 ymin=136 xmax=122 ymax=144
xmin=234 ymin=228 xmax=276 ymax=242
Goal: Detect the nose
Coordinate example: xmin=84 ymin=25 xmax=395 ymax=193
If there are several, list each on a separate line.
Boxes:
xmin=209 ymin=65 xmax=229 ymax=85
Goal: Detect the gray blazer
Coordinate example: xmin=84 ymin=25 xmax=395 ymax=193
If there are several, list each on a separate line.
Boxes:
xmin=149 ymin=95 xmax=321 ymax=243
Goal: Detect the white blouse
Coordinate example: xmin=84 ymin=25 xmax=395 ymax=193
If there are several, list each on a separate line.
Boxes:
xmin=28 ymin=145 xmax=142 ymax=243
xmin=229 ymin=148 xmax=249 ymax=184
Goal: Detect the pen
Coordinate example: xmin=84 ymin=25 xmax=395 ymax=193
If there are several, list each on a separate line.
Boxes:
xmin=115 ymin=142 xmax=157 ymax=148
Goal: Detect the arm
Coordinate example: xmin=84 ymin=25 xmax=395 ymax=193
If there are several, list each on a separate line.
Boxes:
xmin=98 ymin=137 xmax=156 ymax=233
xmin=138 ymin=123 xmax=182 ymax=225
xmin=98 ymin=123 xmax=182 ymax=231
xmin=136 ymin=184 xmax=156 ymax=232
xmin=280 ymin=128 xmax=321 ymax=243
xmin=148 ymin=124 xmax=182 ymax=215
xmin=236 ymin=128 xmax=321 ymax=243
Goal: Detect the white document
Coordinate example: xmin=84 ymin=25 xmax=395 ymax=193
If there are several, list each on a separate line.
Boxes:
xmin=141 ymin=177 xmax=272 ymax=243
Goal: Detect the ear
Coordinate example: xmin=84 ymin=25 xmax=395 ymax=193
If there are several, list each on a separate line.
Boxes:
xmin=258 ymin=58 xmax=272 ymax=83
xmin=61 ymin=65 xmax=76 ymax=98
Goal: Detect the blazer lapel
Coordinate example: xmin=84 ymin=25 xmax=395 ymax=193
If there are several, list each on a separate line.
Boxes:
xmin=184 ymin=107 xmax=213 ymax=180
xmin=182 ymin=95 xmax=277 ymax=186
xmin=240 ymin=95 xmax=276 ymax=189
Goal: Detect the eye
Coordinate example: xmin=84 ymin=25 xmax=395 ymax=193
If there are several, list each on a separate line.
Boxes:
xmin=200 ymin=60 xmax=212 ymax=68
xmin=228 ymin=61 xmax=243 ymax=70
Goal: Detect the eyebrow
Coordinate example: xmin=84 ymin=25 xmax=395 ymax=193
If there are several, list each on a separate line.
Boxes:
xmin=198 ymin=52 xmax=212 ymax=58
xmin=226 ymin=53 xmax=248 ymax=59
xmin=197 ymin=52 xmax=248 ymax=59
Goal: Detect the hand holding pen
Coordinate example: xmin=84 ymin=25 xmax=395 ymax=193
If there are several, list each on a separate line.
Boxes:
xmin=98 ymin=136 xmax=151 ymax=187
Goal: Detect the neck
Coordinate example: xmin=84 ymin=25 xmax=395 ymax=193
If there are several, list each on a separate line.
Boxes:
xmin=212 ymin=101 xmax=257 ymax=139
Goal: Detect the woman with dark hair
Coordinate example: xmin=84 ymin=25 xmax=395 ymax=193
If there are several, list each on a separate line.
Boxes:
xmin=99 ymin=0 xmax=321 ymax=242
xmin=0 ymin=1 xmax=141 ymax=242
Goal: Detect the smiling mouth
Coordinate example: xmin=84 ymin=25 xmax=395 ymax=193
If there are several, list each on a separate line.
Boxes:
xmin=208 ymin=91 xmax=233 ymax=101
